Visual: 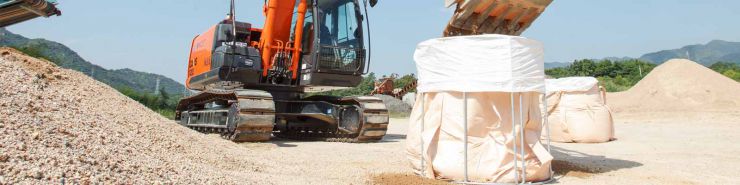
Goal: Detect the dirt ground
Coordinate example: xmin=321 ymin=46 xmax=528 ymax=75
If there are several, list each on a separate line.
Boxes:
xmin=229 ymin=110 xmax=740 ymax=185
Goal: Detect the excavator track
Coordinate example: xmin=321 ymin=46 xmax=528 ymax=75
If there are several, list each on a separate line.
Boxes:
xmin=176 ymin=89 xmax=275 ymax=142
xmin=274 ymin=96 xmax=389 ymax=143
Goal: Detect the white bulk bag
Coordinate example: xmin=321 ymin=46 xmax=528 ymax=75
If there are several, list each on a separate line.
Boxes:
xmin=543 ymin=77 xmax=615 ymax=143
xmin=406 ymin=34 xmax=552 ymax=183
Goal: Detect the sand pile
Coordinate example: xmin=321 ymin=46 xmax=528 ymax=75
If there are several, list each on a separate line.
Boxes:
xmin=0 ymin=48 xmax=273 ymax=184
xmin=608 ymin=59 xmax=740 ymax=112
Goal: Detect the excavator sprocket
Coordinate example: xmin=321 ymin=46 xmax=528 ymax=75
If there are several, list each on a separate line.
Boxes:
xmin=176 ymin=89 xmax=275 ymax=142
xmin=275 ymin=96 xmax=389 ymax=143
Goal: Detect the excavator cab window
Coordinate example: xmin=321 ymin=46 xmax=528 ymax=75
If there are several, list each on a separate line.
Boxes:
xmin=313 ymin=0 xmax=366 ymax=74
xmin=317 ymin=0 xmax=362 ymax=48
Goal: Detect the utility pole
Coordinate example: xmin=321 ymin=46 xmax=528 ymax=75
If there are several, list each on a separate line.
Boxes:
xmin=686 ymin=50 xmax=691 ymax=60
xmin=90 ymin=66 xmax=95 ymax=78
xmin=154 ymin=77 xmax=161 ymax=95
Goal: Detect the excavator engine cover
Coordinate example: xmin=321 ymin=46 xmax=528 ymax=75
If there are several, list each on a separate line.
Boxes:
xmin=186 ymin=21 xmax=263 ymax=90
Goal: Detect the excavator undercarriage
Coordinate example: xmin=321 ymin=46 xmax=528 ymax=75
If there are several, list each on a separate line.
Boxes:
xmin=176 ymin=90 xmax=275 ymax=142
xmin=176 ymin=89 xmax=389 ymax=143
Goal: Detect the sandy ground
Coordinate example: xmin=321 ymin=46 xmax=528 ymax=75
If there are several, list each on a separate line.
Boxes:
xmin=548 ymin=111 xmax=740 ymax=185
xmin=235 ymin=112 xmax=740 ymax=185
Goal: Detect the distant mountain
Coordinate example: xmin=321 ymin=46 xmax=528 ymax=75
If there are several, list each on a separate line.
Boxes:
xmin=639 ymin=40 xmax=740 ymax=66
xmin=547 ymin=40 xmax=740 ymax=68
xmin=544 ymin=62 xmax=571 ymax=69
xmin=601 ymin=56 xmax=636 ymax=62
xmin=0 ymin=28 xmax=185 ymax=96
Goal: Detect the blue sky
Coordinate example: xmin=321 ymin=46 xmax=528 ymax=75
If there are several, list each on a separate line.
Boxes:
xmin=6 ymin=0 xmax=740 ymax=83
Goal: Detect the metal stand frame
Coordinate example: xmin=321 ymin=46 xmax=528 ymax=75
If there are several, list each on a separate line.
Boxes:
xmin=418 ymin=91 xmax=553 ymax=185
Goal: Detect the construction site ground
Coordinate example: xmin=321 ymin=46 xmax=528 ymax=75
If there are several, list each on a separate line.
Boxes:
xmin=3 ymin=48 xmax=740 ymax=184
xmin=235 ymin=112 xmax=740 ymax=185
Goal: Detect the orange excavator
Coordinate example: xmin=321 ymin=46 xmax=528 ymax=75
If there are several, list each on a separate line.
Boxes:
xmin=177 ymin=0 xmax=386 ymax=142
xmin=176 ymin=0 xmax=552 ymax=142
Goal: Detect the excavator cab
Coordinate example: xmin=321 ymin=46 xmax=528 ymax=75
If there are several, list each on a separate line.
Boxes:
xmin=293 ymin=0 xmax=368 ymax=88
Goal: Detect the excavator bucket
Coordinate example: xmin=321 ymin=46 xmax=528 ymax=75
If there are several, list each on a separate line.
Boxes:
xmin=0 ymin=0 xmax=61 ymax=27
xmin=444 ymin=0 xmax=553 ymax=36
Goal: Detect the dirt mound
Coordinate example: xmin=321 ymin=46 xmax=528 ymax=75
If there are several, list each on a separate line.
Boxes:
xmin=0 ymin=48 xmax=272 ymax=184
xmin=608 ymin=59 xmax=740 ymax=112
xmin=373 ymin=94 xmax=412 ymax=116
xmin=371 ymin=173 xmax=451 ymax=185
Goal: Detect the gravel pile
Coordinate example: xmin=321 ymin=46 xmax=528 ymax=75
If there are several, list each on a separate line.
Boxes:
xmin=402 ymin=93 xmax=416 ymax=107
xmin=373 ymin=94 xmax=412 ymax=116
xmin=0 ymin=48 xmax=273 ymax=184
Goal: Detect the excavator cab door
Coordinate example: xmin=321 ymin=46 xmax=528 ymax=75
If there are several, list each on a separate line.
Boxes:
xmin=315 ymin=0 xmax=365 ymax=71
xmin=297 ymin=0 xmax=367 ymax=88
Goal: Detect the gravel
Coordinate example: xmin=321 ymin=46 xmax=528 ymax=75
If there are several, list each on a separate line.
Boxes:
xmin=372 ymin=94 xmax=412 ymax=116
xmin=402 ymin=93 xmax=416 ymax=107
xmin=0 ymin=48 xmax=275 ymax=184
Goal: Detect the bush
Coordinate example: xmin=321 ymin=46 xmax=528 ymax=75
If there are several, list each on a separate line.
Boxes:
xmin=116 ymin=86 xmax=179 ymax=119
xmin=710 ymin=62 xmax=740 ymax=81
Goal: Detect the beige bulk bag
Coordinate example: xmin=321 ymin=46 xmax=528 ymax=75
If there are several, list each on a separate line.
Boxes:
xmin=406 ymin=34 xmax=552 ymax=183
xmin=407 ymin=92 xmax=552 ymax=182
xmin=544 ymin=77 xmax=615 ymax=143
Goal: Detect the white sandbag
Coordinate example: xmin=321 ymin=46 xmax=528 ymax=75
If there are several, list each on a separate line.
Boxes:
xmin=406 ymin=92 xmax=552 ymax=182
xmin=413 ymin=34 xmax=545 ymax=93
xmin=544 ymin=77 xmax=615 ymax=143
xmin=407 ymin=34 xmax=551 ymax=183
xmin=545 ymin=77 xmax=598 ymax=94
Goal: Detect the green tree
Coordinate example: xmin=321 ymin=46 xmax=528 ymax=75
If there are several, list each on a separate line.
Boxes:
xmin=545 ymin=67 xmax=571 ymax=78
xmin=722 ymin=70 xmax=739 ymax=81
xmin=545 ymin=59 xmax=657 ymax=92
xmin=594 ymin=60 xmax=614 ymax=77
xmin=710 ymin=62 xmax=740 ymax=81
xmin=394 ymin=74 xmax=417 ymax=91
xmin=569 ymin=59 xmax=597 ymax=76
